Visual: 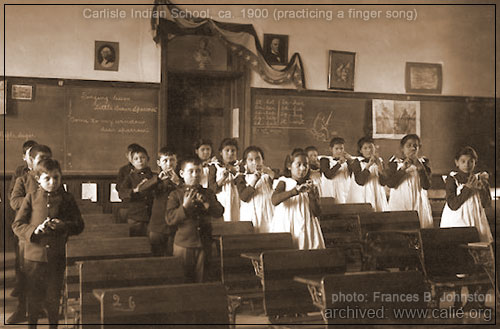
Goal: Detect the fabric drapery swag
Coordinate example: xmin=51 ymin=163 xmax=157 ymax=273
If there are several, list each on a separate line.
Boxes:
xmin=150 ymin=0 xmax=306 ymax=89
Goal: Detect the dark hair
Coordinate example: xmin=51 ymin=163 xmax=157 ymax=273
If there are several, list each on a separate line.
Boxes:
xmin=22 ymin=140 xmax=37 ymax=154
xmin=131 ymin=145 xmax=149 ymax=159
xmin=304 ymin=146 xmax=318 ymax=153
xmin=357 ymin=136 xmax=375 ymax=154
xmin=35 ymin=158 xmax=61 ymax=177
xmin=180 ymin=157 xmax=202 ymax=170
xmin=283 ymin=151 xmax=309 ymax=178
xmin=243 ymin=146 xmax=264 ymax=161
xmin=219 ymin=138 xmax=238 ymax=152
xmin=400 ymin=134 xmax=421 ymax=147
xmin=158 ymin=146 xmax=176 ymax=158
xmin=29 ymin=144 xmax=52 ymax=158
xmin=455 ymin=146 xmax=478 ymax=161
xmin=329 ymin=137 xmax=345 ymax=147
xmin=194 ymin=139 xmax=213 ymax=150
xmin=127 ymin=143 xmax=142 ymax=153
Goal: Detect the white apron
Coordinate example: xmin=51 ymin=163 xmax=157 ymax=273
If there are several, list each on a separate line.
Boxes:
xmin=214 ymin=162 xmax=240 ymax=222
xmin=347 ymin=157 xmax=388 ymax=212
xmin=388 ymin=159 xmax=433 ymax=228
xmin=319 ymin=156 xmax=351 ymax=203
xmin=270 ymin=177 xmax=325 ymax=250
xmin=239 ymin=173 xmax=274 ymax=233
xmin=200 ymin=165 xmax=210 ymax=188
xmin=309 ymin=169 xmax=323 ymax=197
xmin=440 ymin=172 xmax=493 ymax=243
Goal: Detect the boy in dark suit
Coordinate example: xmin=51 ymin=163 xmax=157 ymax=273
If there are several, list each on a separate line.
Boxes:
xmin=119 ymin=145 xmax=154 ymax=236
xmin=139 ymin=147 xmax=180 ymax=256
xmin=7 ymin=143 xmax=51 ymax=324
xmin=12 ymin=159 xmax=84 ymax=328
xmin=166 ymin=157 xmax=224 ymax=283
xmin=116 ymin=143 xmax=143 ymax=222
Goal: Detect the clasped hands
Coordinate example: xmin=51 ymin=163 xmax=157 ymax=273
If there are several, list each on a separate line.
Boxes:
xmin=183 ymin=188 xmax=209 ymax=210
xmin=34 ymin=217 xmax=66 ymax=235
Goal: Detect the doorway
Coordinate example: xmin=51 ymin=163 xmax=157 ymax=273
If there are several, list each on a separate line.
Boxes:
xmin=167 ymin=74 xmax=231 ymax=158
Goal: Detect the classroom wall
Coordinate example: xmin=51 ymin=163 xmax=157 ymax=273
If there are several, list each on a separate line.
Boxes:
xmin=1 ymin=2 xmax=496 ymax=97
xmin=2 ymin=3 xmax=161 ymax=82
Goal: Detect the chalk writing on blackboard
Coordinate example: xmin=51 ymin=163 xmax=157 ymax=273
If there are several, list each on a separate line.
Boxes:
xmin=310 ymin=111 xmax=334 ymax=142
xmin=0 ymin=131 xmax=36 ymax=141
xmin=68 ymin=115 xmax=150 ymax=134
xmin=80 ymin=92 xmax=158 ymax=113
xmin=254 ymin=97 xmax=305 ymax=129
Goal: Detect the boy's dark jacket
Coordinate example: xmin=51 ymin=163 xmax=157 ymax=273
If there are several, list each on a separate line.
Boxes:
xmin=166 ymin=185 xmax=224 ymax=248
xmin=118 ymin=167 xmax=154 ymax=222
xmin=12 ymin=187 xmax=84 ymax=262
xmin=139 ymin=174 xmax=178 ymax=234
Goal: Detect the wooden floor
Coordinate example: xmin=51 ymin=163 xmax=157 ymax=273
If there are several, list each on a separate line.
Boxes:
xmin=2 ymin=251 xmax=497 ymax=328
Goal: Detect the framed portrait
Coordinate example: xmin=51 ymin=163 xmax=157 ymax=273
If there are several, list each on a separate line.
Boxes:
xmin=328 ymin=50 xmax=355 ymax=90
xmin=405 ymin=62 xmax=442 ymax=94
xmin=95 ymin=41 xmax=119 ymax=71
xmin=167 ymin=35 xmax=228 ymax=71
xmin=263 ymin=34 xmax=288 ymax=65
xmin=372 ymin=99 xmax=421 ymax=139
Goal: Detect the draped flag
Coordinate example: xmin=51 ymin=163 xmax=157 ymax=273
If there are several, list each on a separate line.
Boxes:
xmin=150 ymin=0 xmax=306 ymax=89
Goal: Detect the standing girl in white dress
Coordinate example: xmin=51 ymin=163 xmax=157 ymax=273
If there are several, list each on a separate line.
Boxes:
xmin=270 ymin=151 xmax=325 ymax=250
xmin=305 ymin=146 xmax=323 ymax=197
xmin=385 ymin=134 xmax=433 ymax=228
xmin=236 ymin=146 xmax=275 ymax=233
xmin=440 ymin=146 xmax=492 ymax=242
xmin=319 ymin=137 xmax=353 ymax=202
xmin=208 ymin=138 xmax=240 ymax=222
xmin=194 ymin=139 xmax=217 ymax=188
xmin=347 ymin=137 xmax=388 ymax=211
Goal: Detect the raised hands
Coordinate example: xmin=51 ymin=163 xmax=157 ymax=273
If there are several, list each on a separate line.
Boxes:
xmin=182 ymin=188 xmax=197 ymax=209
xmin=296 ymin=180 xmax=315 ymax=194
xmin=184 ymin=187 xmax=210 ymax=210
xmin=465 ymin=174 xmax=485 ymax=190
xmin=133 ymin=178 xmax=148 ymax=193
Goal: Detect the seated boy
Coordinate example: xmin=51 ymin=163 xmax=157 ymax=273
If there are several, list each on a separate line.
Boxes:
xmin=118 ymin=145 xmax=154 ymax=236
xmin=12 ymin=159 xmax=84 ymax=328
xmin=166 ymin=157 xmax=224 ymax=283
xmin=139 ymin=147 xmax=180 ymax=256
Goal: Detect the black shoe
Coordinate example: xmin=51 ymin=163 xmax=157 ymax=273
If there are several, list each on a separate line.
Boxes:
xmin=6 ymin=309 xmax=28 ymax=324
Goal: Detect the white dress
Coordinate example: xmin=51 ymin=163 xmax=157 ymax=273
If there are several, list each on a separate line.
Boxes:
xmin=347 ymin=157 xmax=388 ymax=212
xmin=319 ymin=156 xmax=351 ymax=203
xmin=270 ymin=177 xmax=325 ymax=250
xmin=214 ymin=162 xmax=240 ymax=222
xmin=239 ymin=173 xmax=274 ymax=233
xmin=387 ymin=157 xmax=433 ymax=228
xmin=440 ymin=172 xmax=493 ymax=243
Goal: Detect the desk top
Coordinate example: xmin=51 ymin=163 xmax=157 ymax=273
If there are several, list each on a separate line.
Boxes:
xmin=461 ymin=242 xmax=492 ymax=249
xmin=240 ymin=252 xmax=260 ymax=261
xmin=293 ymin=275 xmax=324 ymax=287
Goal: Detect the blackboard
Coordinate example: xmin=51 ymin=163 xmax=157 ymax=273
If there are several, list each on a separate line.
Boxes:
xmin=250 ymin=88 xmax=495 ymax=175
xmin=3 ymin=78 xmax=159 ymax=174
